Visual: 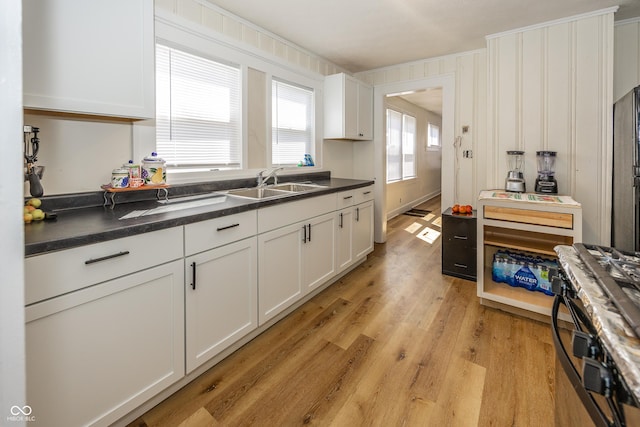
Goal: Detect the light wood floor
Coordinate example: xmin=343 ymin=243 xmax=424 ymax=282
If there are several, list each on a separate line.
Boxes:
xmin=128 ymin=196 xmax=557 ymax=427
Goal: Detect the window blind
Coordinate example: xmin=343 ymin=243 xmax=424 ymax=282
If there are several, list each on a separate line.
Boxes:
xmin=272 ymin=79 xmax=313 ymax=166
xmin=403 ymin=114 xmax=416 ymax=179
xmin=156 ymin=44 xmax=241 ymax=168
xmin=386 ymin=109 xmax=402 ymax=182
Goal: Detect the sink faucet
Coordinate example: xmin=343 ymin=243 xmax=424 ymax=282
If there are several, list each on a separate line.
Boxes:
xmin=257 ymin=167 xmax=284 ymax=187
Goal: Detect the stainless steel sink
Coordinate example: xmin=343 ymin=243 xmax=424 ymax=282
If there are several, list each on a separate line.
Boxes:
xmin=269 ymin=183 xmax=327 ymax=192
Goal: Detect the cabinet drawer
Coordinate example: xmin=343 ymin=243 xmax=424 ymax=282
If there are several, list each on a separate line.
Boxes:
xmin=258 ymin=194 xmax=337 ymax=233
xmin=442 ymin=253 xmax=477 ymax=281
xmin=337 ymin=190 xmax=355 ymax=209
xmin=443 ymin=220 xmax=476 ymax=241
xmin=25 ymin=227 xmax=183 ymax=305
xmin=353 ymin=186 xmax=374 ymax=204
xmin=484 ymin=206 xmax=573 ymax=229
xmin=185 ymin=210 xmax=257 ymax=255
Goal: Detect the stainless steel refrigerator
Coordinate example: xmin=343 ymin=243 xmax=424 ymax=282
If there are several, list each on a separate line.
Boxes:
xmin=612 ymin=85 xmax=640 ymax=252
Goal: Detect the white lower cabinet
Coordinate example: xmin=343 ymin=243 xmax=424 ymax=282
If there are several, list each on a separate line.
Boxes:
xmin=258 ymin=222 xmax=303 ymax=325
xmin=354 ymin=199 xmax=374 ymax=260
xmin=185 ymin=237 xmax=258 ymax=373
xmin=336 ymin=207 xmax=355 ymax=272
xmin=302 ymin=212 xmax=336 ymax=292
xmin=258 ymin=211 xmax=337 ymax=325
xmin=25 ymin=259 xmax=185 ymax=427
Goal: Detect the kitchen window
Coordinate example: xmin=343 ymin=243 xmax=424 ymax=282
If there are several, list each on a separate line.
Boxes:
xmin=386 ymin=108 xmax=416 ymax=182
xmin=155 ymin=44 xmax=241 ymax=170
xmin=272 ymin=79 xmax=314 ymax=166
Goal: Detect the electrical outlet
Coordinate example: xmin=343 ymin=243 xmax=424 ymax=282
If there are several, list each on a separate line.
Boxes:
xmin=462 ymin=125 xmax=469 ymax=134
xmin=463 ymin=150 xmax=473 ymax=158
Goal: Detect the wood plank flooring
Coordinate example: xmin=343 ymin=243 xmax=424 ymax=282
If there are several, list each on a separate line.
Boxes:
xmin=128 ymin=197 xmax=558 ymax=427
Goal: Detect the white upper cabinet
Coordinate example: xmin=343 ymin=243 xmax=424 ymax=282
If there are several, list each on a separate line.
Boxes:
xmin=324 ymin=73 xmax=373 ymax=140
xmin=22 ymin=0 xmax=155 ymax=119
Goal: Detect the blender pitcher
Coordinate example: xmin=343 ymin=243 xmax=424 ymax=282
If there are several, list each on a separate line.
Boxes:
xmin=535 ymin=151 xmax=558 ymax=194
xmin=505 ymin=150 xmax=526 ymax=193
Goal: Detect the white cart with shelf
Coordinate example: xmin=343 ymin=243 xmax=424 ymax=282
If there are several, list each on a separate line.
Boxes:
xmin=476 ymin=191 xmax=582 ymax=322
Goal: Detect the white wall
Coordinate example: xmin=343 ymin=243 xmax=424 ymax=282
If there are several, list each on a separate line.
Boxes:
xmin=2 ymin=0 xmax=26 ymax=424
xmin=357 ymin=8 xmax=617 ymax=246
xmin=486 ymin=9 xmax=615 ymax=245
xmin=385 ymin=96 xmax=442 ymax=217
xmin=614 ymin=17 xmax=640 ymax=101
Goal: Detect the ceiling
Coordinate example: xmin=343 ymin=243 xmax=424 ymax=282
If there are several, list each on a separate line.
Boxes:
xmin=207 ymin=0 xmax=640 ymax=74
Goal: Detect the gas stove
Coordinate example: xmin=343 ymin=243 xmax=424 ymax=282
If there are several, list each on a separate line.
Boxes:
xmin=573 ymin=243 xmax=640 ymax=339
xmin=552 ymin=244 xmax=640 ymax=427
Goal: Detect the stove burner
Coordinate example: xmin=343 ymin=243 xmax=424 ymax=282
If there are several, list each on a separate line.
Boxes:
xmin=574 ymin=243 xmax=640 ymax=338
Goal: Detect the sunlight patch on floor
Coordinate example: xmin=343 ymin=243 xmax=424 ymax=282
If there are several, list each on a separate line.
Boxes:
xmin=417 ymin=226 xmax=441 ymax=244
xmin=404 ymin=222 xmax=423 ymax=234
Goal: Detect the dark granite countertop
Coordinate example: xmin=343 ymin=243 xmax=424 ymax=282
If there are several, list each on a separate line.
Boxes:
xmin=25 ymin=173 xmax=374 ymax=257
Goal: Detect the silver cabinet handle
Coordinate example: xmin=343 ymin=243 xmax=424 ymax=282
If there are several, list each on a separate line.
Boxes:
xmin=454 ymin=263 xmax=468 ymax=269
xmin=85 ymin=251 xmax=130 ymax=265
xmin=454 ymin=235 xmax=468 ymax=240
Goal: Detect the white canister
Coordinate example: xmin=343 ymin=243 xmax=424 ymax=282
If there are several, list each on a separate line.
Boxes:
xmin=111 ymin=168 xmax=130 ymax=188
xmin=141 ymin=152 xmax=166 ymax=185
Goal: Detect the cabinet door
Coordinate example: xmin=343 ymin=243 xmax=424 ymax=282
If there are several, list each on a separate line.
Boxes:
xmin=336 ymin=208 xmax=354 ymax=272
xmin=22 ymin=0 xmax=154 ymax=119
xmin=185 ymin=238 xmax=257 ymax=373
xmin=258 ymin=223 xmax=303 ymax=325
xmin=354 ymin=200 xmax=374 ymax=260
xmin=303 ymin=213 xmax=336 ymax=292
xmin=25 ymin=260 xmax=184 ymax=427
xmin=344 ymin=76 xmax=359 ymax=139
xmin=357 ymin=82 xmax=373 ymax=139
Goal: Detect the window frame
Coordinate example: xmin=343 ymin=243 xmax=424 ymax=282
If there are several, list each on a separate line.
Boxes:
xmin=270 ymin=77 xmax=315 ymax=167
xmin=155 ymin=42 xmax=243 ymax=171
xmin=386 ymin=107 xmax=417 ymax=183
xmin=427 ymin=122 xmax=441 ymax=150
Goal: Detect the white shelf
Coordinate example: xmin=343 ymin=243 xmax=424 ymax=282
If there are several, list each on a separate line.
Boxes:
xmin=477 ymin=192 xmax=582 ymax=322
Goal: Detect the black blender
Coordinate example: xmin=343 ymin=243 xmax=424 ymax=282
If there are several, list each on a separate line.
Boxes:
xmin=535 ymin=151 xmax=558 ymax=194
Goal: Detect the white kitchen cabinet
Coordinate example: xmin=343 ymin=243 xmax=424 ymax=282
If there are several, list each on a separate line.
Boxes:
xmin=354 ymin=200 xmax=374 ymax=260
xmin=476 ymin=191 xmax=582 ymax=321
xmin=25 ymin=259 xmax=184 ymax=427
xmin=185 ymin=237 xmax=258 ymax=373
xmin=336 ymin=204 xmax=355 ymax=272
xmin=302 ymin=212 xmax=336 ymax=292
xmin=257 ymin=195 xmax=338 ymax=324
xmin=259 ymin=212 xmax=336 ymax=324
xmin=22 ymin=0 xmax=155 ymax=119
xmin=258 ymin=222 xmax=303 ymax=325
xmin=324 ymin=73 xmax=373 ymax=140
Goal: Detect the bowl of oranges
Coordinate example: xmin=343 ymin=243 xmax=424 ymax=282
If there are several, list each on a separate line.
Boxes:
xmin=451 ymin=204 xmax=473 ymax=215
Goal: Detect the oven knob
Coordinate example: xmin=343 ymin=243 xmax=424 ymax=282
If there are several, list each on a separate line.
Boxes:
xmin=572 ymin=330 xmax=600 ymax=359
xmin=582 ymin=357 xmax=612 ymax=398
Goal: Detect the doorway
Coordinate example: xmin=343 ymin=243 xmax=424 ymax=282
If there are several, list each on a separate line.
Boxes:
xmin=364 ymin=75 xmax=455 ymax=243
